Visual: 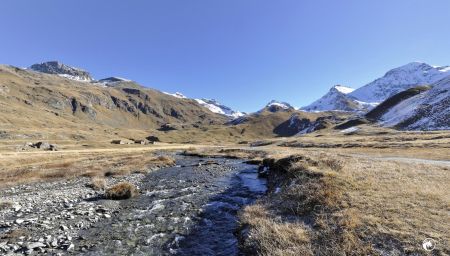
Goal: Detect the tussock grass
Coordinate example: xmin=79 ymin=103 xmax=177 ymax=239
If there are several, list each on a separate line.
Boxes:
xmin=240 ymin=205 xmax=313 ymax=256
xmin=105 ymin=182 xmax=138 ymax=200
xmin=88 ymin=176 xmax=106 ymax=191
xmin=239 ymin=152 xmax=450 ymax=255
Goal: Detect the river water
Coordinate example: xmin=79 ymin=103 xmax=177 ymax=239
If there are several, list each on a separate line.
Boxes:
xmin=80 ymin=156 xmax=267 ymax=255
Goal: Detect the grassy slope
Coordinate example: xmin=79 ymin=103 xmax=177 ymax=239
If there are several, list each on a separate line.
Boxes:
xmin=0 ymin=65 xmax=229 ymax=143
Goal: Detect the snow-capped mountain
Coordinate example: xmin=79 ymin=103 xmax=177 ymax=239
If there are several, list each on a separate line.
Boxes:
xmin=350 ymin=62 xmax=450 ymax=103
xmin=379 ymin=76 xmax=450 ymax=130
xmin=261 ymin=100 xmax=295 ymax=112
xmin=302 ymin=85 xmax=370 ymax=112
xmin=30 ymin=61 xmax=93 ymax=81
xmin=194 ymin=99 xmax=244 ymax=118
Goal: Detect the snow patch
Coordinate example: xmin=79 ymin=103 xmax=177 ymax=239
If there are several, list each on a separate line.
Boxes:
xmin=163 ymin=92 xmax=187 ymax=99
xmin=57 ymin=74 xmax=91 ymax=82
xmin=340 ymin=127 xmax=360 ymax=134
xmin=334 ymin=85 xmax=354 ymax=94
xmin=195 ymin=99 xmax=244 ymax=118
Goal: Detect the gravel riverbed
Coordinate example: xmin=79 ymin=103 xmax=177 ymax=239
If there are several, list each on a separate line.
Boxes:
xmin=0 ymin=156 xmax=267 ymax=255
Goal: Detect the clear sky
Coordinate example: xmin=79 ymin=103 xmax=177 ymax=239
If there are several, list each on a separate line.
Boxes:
xmin=1 ymin=0 xmax=449 ymax=112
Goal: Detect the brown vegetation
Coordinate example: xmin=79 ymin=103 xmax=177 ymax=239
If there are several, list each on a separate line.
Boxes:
xmin=88 ymin=176 xmax=107 ymax=191
xmin=239 ymin=151 xmax=450 ymax=255
xmin=105 ymin=182 xmax=138 ymax=200
xmin=0 ymin=149 xmax=176 ymax=188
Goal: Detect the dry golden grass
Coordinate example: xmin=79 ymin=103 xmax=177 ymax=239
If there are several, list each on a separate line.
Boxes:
xmin=240 ymin=204 xmax=313 ymax=256
xmin=238 ymin=150 xmax=449 ymax=255
xmin=88 ymin=176 xmax=106 ymax=191
xmin=278 ymin=127 xmax=450 ymax=160
xmin=105 ymin=182 xmax=138 ymax=200
xmin=0 ymin=147 xmax=179 ymax=187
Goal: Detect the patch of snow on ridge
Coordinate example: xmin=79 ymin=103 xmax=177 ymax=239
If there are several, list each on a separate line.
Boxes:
xmin=57 ymin=74 xmax=91 ymax=82
xmin=195 ymin=99 xmax=245 ymax=118
xmin=340 ymin=127 xmax=359 ymax=134
xmin=334 ymin=85 xmax=354 ymax=94
xmin=163 ymin=92 xmax=187 ymax=99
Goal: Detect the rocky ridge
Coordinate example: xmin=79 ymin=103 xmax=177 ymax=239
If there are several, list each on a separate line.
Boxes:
xmin=30 ymin=61 xmax=93 ymax=82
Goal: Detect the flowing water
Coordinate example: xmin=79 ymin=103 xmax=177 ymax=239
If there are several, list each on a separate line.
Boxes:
xmin=79 ymin=156 xmax=267 ymax=255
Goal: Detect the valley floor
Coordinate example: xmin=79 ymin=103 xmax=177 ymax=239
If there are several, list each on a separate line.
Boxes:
xmin=0 ymin=130 xmax=449 ymax=255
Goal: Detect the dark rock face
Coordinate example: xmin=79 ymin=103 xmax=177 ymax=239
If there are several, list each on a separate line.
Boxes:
xmin=122 ymin=88 xmax=142 ymax=95
xmin=70 ymin=98 xmax=97 ymax=119
xmin=158 ymin=123 xmax=178 ymax=131
xmin=170 ymin=108 xmax=182 ymax=118
xmin=266 ymin=105 xmax=287 ymax=113
xmin=273 ymin=114 xmax=343 ymax=136
xmin=30 ymin=61 xmax=93 ymax=81
xmin=146 ymin=135 xmax=160 ymax=142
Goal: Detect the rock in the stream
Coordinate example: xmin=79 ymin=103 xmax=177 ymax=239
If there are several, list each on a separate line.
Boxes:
xmin=66 ymin=243 xmax=75 ymax=251
xmin=26 ymin=242 xmax=46 ymax=250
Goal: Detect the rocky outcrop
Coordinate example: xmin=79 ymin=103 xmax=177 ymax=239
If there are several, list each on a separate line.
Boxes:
xmin=20 ymin=142 xmax=58 ymax=151
xmin=30 ymin=61 xmax=93 ymax=81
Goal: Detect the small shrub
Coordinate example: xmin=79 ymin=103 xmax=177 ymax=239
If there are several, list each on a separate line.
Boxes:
xmin=156 ymin=155 xmax=175 ymax=165
xmin=320 ymin=157 xmax=345 ymax=171
xmin=88 ymin=177 xmax=106 ymax=190
xmin=105 ymin=182 xmax=138 ymax=200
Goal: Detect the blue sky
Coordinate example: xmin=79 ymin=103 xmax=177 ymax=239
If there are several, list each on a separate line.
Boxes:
xmin=1 ymin=0 xmax=450 ymax=112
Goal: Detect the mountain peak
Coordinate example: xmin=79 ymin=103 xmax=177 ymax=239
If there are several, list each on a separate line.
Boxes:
xmin=301 ymin=85 xmax=365 ymax=112
xmin=349 ymin=62 xmax=450 ymax=103
xmin=330 ymin=85 xmax=354 ymax=94
xmin=262 ymin=100 xmax=295 ymax=112
xmin=30 ymin=61 xmax=93 ymax=81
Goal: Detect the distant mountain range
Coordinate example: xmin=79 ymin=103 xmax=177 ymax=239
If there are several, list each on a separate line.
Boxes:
xmin=5 ymin=60 xmax=450 ymax=133
xmin=302 ymin=62 xmax=450 ymax=113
